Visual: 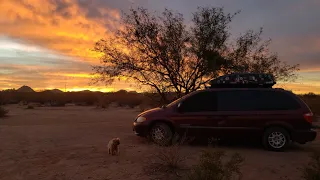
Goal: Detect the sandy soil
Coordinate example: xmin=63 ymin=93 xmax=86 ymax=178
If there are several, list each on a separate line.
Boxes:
xmin=0 ymin=105 xmax=320 ymax=180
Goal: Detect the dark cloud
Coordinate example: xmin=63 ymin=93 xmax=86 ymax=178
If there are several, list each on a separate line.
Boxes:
xmin=281 ymin=52 xmax=320 ymax=69
xmin=54 ymin=0 xmax=71 ymax=12
xmin=1 ymin=0 xmax=319 ymax=91
xmin=51 ymin=0 xmax=73 ymax=19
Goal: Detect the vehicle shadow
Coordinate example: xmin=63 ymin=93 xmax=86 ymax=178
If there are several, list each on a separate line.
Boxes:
xmin=184 ymin=137 xmax=314 ymax=152
xmin=131 ymin=135 xmax=317 ymax=152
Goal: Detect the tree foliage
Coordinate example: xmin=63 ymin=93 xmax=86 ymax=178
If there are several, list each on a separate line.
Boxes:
xmin=92 ymin=7 xmax=299 ymax=103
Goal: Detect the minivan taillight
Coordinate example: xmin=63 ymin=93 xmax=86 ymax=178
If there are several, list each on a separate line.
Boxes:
xmin=304 ymin=113 xmax=313 ymax=123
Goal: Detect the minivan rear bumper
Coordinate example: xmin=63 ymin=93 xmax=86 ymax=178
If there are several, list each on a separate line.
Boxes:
xmin=292 ymin=129 xmax=317 ymax=143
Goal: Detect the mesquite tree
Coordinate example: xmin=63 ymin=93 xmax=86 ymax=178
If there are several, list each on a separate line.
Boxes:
xmin=92 ymin=7 xmax=299 ymax=103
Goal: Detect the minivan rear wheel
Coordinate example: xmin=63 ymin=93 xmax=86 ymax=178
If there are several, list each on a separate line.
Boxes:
xmin=149 ymin=123 xmax=173 ymax=146
xmin=263 ymin=127 xmax=290 ymax=151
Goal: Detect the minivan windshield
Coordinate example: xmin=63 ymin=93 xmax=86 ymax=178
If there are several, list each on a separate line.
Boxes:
xmin=164 ymin=97 xmax=183 ymax=108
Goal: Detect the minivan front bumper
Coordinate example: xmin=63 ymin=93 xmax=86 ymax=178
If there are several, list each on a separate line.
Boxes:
xmin=133 ymin=122 xmax=148 ymax=137
xmin=292 ymin=129 xmax=317 ymax=144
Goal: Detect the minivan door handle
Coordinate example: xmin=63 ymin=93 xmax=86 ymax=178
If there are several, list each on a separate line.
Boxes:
xmin=205 ymin=116 xmax=219 ymax=120
xmin=211 ymin=116 xmax=227 ymax=120
xmin=217 ymin=120 xmax=226 ymax=125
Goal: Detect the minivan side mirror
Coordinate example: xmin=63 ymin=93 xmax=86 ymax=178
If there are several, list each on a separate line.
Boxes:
xmin=177 ymin=102 xmax=183 ymax=112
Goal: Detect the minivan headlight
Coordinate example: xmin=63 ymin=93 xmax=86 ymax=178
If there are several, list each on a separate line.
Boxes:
xmin=136 ymin=116 xmax=146 ymax=123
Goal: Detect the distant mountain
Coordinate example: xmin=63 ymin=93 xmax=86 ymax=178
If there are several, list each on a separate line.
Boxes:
xmin=42 ymin=89 xmax=64 ymax=93
xmin=50 ymin=89 xmax=64 ymax=93
xmin=17 ymin=85 xmax=35 ymax=93
xmin=80 ymin=90 xmax=92 ymax=93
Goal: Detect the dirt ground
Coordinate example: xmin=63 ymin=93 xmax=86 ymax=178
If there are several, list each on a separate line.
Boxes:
xmin=0 ymin=105 xmax=320 ymax=180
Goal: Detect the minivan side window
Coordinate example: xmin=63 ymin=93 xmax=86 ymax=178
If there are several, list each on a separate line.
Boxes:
xmin=179 ymin=91 xmax=217 ymax=112
xmin=256 ymin=91 xmax=300 ymax=110
xmin=216 ymin=90 xmax=300 ymax=111
xmin=216 ymin=90 xmax=257 ymax=111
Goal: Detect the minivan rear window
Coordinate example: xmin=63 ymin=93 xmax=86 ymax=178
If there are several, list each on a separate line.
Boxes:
xmin=255 ymin=90 xmax=301 ymax=111
xmin=216 ymin=90 xmax=301 ymax=111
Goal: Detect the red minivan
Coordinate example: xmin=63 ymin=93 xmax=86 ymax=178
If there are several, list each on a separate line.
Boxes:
xmin=133 ymin=88 xmax=317 ymax=151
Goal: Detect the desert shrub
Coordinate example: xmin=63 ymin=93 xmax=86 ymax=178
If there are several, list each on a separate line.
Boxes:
xmin=187 ymin=150 xmax=244 ymax=180
xmin=151 ymin=133 xmax=194 ymax=171
xmin=138 ymin=102 xmax=150 ymax=112
xmin=111 ymin=91 xmax=145 ymax=108
xmin=0 ymin=106 xmax=9 ymax=117
xmin=154 ymin=143 xmax=185 ymax=169
xmin=304 ymin=92 xmax=318 ymax=98
xmin=0 ymin=92 xmax=8 ymax=105
xmin=126 ymin=97 xmax=143 ymax=108
xmin=300 ymin=96 xmax=320 ymax=116
xmin=301 ymin=151 xmax=320 ymax=180
xmin=50 ymin=101 xmax=66 ymax=107
xmin=154 ymin=144 xmax=185 ymax=170
xmin=96 ymin=96 xmax=112 ymax=109
xmin=26 ymin=105 xmax=34 ymax=109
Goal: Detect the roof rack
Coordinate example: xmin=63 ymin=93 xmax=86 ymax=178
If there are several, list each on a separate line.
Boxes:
xmin=209 ymin=73 xmax=276 ymax=88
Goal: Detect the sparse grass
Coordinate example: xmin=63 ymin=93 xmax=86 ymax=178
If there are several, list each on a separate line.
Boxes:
xmin=0 ymin=106 xmax=9 ymax=118
xmin=301 ymin=151 xmax=320 ymax=180
xmin=143 ymin=133 xmax=192 ymax=179
xmin=187 ymin=150 xmax=244 ymax=180
xmin=152 ymin=134 xmax=189 ymax=170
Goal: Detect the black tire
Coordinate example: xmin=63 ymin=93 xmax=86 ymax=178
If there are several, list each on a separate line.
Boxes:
xmin=262 ymin=127 xmax=290 ymax=152
xmin=149 ymin=123 xmax=173 ymax=146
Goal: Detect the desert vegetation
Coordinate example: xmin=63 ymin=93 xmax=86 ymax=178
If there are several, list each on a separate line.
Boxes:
xmin=1 ymin=89 xmax=320 ymax=115
xmin=187 ymin=150 xmax=244 ymax=180
xmin=301 ymin=151 xmax=320 ymax=180
xmin=0 ymin=106 xmax=8 ymax=118
xmin=300 ymin=93 xmax=320 ymax=117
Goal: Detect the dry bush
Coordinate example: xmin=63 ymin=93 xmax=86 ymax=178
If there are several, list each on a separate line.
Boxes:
xmin=26 ymin=105 xmax=34 ymax=109
xmin=151 ymin=133 xmax=193 ymax=172
xmin=187 ymin=150 xmax=244 ymax=180
xmin=19 ymin=101 xmax=28 ymax=106
xmin=126 ymin=98 xmax=143 ymax=109
xmin=96 ymin=96 xmax=112 ymax=109
xmin=300 ymin=94 xmax=320 ymax=116
xmin=111 ymin=91 xmax=145 ymax=108
xmin=301 ymin=151 xmax=320 ymax=180
xmin=154 ymin=145 xmax=185 ymax=170
xmin=29 ymin=102 xmax=42 ymax=107
xmin=0 ymin=106 xmax=9 ymax=118
xmin=50 ymin=101 xmax=66 ymax=107
xmin=138 ymin=102 xmax=151 ymax=112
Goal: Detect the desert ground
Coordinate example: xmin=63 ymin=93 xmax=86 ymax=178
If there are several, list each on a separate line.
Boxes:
xmin=0 ymin=104 xmax=320 ymax=180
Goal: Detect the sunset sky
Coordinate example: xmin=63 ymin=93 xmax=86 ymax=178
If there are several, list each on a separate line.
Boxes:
xmin=0 ymin=0 xmax=319 ymax=94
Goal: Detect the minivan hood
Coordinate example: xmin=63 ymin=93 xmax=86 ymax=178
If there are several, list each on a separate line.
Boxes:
xmin=138 ymin=107 xmax=163 ymax=117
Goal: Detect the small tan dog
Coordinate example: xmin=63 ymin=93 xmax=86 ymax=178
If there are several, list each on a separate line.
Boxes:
xmin=108 ymin=138 xmax=120 ymax=156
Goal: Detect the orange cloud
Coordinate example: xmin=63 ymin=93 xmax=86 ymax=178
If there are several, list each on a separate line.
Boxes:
xmin=0 ymin=0 xmax=120 ymax=61
xmin=275 ymin=83 xmax=320 ymax=94
xmin=0 ymin=0 xmax=319 ymax=94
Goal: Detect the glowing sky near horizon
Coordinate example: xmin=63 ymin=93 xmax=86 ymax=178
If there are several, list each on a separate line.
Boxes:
xmin=0 ymin=0 xmax=319 ymax=93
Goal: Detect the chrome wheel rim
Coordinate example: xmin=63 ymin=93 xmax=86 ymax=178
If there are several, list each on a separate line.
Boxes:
xmin=268 ymin=132 xmax=286 ymax=149
xmin=151 ymin=127 xmax=166 ymax=142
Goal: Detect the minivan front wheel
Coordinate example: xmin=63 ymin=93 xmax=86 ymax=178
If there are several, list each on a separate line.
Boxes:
xmin=263 ymin=127 xmax=290 ymax=151
xmin=149 ymin=123 xmax=173 ymax=146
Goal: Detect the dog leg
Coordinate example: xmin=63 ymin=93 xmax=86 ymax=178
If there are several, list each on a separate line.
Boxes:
xmin=117 ymin=146 xmax=120 ymax=155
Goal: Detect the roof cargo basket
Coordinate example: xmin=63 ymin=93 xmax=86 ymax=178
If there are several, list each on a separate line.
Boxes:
xmin=209 ymin=73 xmax=276 ymax=88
